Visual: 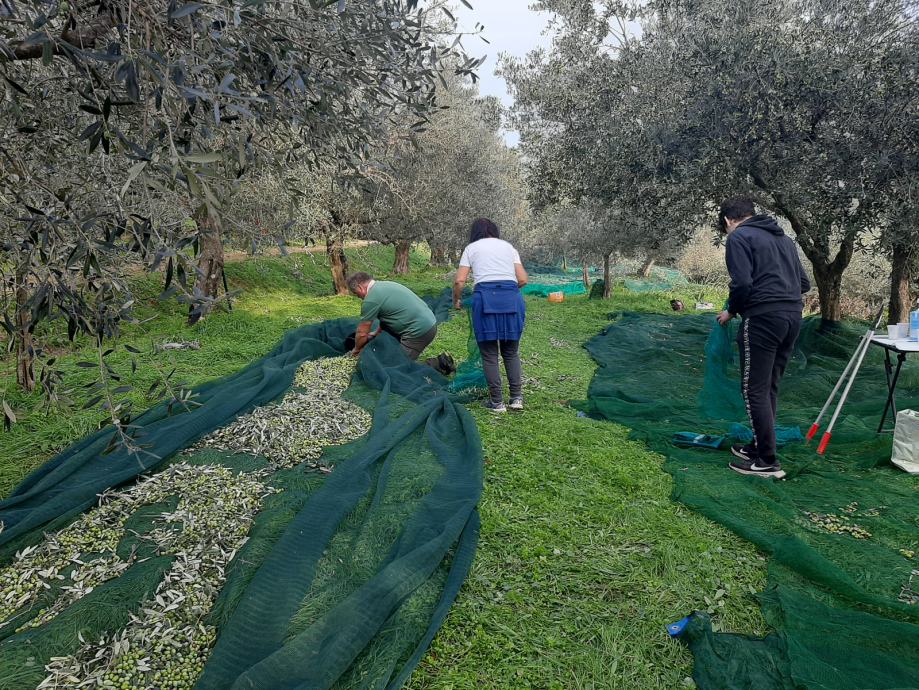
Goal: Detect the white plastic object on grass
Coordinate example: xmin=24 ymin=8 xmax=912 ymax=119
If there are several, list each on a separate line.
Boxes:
xmin=892 ymin=409 xmax=919 ymax=474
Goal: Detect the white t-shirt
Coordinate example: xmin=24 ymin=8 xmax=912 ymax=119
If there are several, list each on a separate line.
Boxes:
xmin=459 ymin=238 xmax=522 ymax=285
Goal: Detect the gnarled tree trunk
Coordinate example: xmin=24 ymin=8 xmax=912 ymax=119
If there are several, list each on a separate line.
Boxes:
xmin=798 ymin=233 xmax=855 ymax=327
xmin=393 ymin=241 xmax=411 ymax=275
xmin=811 ymin=262 xmax=844 ymax=326
xmin=15 ymin=276 xmax=35 ymax=392
xmin=888 ymin=242 xmax=915 ymax=324
xmin=429 ymin=244 xmax=448 ymax=267
xmin=639 ymin=257 xmax=655 ymax=278
xmin=327 ymin=237 xmax=349 ymax=296
xmin=188 ymin=214 xmax=224 ymax=326
xmin=603 ymin=253 xmax=612 ymax=299
xmin=582 ymin=262 xmax=590 ymax=290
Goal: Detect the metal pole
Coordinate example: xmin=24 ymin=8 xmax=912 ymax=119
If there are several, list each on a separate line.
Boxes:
xmin=806 ymin=304 xmax=884 ymax=442
xmin=816 ymin=305 xmax=886 ymax=455
xmin=806 ymin=333 xmax=871 ymax=441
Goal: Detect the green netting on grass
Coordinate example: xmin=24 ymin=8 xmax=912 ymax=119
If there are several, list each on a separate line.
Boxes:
xmin=579 ymin=312 xmax=919 ymax=689
xmin=449 ymin=307 xmax=487 ymax=394
xmin=622 ymin=266 xmax=689 ymax=293
xmin=0 ymin=293 xmax=482 ymax=689
xmin=523 ymin=281 xmax=587 ymax=297
xmin=524 ymin=264 xmax=584 ymax=276
xmin=518 ymin=264 xmax=592 ymax=298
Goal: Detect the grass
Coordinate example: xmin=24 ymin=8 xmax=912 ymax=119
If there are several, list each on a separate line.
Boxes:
xmin=0 ymin=244 xmax=437 ymax=495
xmin=0 ymin=245 xmax=766 ymax=689
xmin=407 ymin=286 xmax=766 ymax=690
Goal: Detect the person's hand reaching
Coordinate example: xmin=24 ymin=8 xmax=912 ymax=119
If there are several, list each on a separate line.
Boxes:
xmin=717 ymin=310 xmax=735 ymax=326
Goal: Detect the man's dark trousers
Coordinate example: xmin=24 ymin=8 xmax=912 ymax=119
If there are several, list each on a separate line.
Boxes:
xmin=736 ymin=311 xmax=801 ymax=460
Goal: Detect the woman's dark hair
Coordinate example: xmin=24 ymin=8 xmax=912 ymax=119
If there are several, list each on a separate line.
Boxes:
xmin=470 ymin=218 xmax=500 ymax=243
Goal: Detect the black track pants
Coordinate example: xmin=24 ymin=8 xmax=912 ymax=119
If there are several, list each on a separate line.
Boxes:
xmin=478 ymin=339 xmax=522 ymax=404
xmin=736 ymin=311 xmax=801 ymax=460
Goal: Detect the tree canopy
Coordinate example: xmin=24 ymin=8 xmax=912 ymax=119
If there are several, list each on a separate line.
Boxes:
xmin=1 ymin=0 xmax=477 ymax=428
xmin=504 ymin=0 xmax=919 ymax=323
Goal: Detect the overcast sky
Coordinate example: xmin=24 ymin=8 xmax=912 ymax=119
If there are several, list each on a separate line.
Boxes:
xmin=453 ymin=2 xmax=554 ymax=147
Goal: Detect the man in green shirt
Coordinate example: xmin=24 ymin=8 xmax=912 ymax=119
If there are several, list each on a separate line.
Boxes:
xmin=347 ymin=272 xmax=437 ymax=360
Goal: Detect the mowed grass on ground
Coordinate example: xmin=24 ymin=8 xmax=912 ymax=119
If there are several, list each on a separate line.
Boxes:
xmin=410 ymin=286 xmax=767 ymax=690
xmin=0 ymin=245 xmax=766 ymax=689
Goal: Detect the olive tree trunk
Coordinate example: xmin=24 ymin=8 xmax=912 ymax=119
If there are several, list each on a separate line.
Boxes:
xmin=603 ymin=253 xmax=612 ymax=299
xmin=429 ymin=244 xmax=449 ymax=267
xmin=188 ymin=215 xmax=225 ymax=325
xmin=797 ymin=233 xmax=854 ymax=327
xmin=582 ymin=262 xmax=590 ymax=290
xmin=810 ymin=261 xmax=845 ymax=325
xmin=327 ymin=237 xmax=349 ymax=296
xmin=639 ymin=257 xmax=655 ymax=278
xmin=393 ymin=241 xmax=411 ymax=275
xmin=888 ymin=242 xmax=915 ymax=324
xmin=15 ymin=277 xmax=35 ymax=392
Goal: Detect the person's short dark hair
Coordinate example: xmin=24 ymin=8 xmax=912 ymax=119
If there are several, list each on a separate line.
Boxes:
xmin=718 ymin=197 xmax=756 ymax=232
xmin=346 ymin=272 xmax=372 ymax=294
xmin=470 ymin=218 xmax=500 ymax=243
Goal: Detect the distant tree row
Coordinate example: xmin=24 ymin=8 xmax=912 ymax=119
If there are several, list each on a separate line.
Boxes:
xmin=229 ymin=71 xmax=525 ymax=295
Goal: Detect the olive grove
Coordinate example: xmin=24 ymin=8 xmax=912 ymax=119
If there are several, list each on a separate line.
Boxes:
xmin=504 ymin=0 xmax=919 ymax=323
xmin=1 ymin=0 xmax=476 ymax=431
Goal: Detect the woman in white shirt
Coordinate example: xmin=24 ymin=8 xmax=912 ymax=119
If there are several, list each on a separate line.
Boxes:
xmin=452 ymin=218 xmax=528 ymax=412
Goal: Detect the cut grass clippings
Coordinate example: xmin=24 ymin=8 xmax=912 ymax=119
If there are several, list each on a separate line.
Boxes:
xmin=0 ymin=245 xmax=766 ymax=689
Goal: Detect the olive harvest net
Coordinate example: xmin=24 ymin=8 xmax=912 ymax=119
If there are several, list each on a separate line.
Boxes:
xmin=0 ymin=294 xmax=483 ymax=690
xmin=621 ymin=266 xmax=689 ymax=293
xmin=579 ymin=312 xmax=919 ymax=689
xmin=520 ymin=264 xmax=591 ymax=297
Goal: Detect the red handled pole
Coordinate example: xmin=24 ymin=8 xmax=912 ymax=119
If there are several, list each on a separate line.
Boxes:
xmin=815 ymin=305 xmax=885 ymax=455
xmin=805 ymin=334 xmax=871 ymax=442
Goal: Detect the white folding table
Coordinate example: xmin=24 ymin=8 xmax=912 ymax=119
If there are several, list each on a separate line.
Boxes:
xmin=870 ymin=336 xmax=919 ymax=432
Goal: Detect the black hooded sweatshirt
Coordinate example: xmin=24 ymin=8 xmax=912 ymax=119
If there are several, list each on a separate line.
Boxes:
xmin=725 ymin=215 xmax=810 ymax=317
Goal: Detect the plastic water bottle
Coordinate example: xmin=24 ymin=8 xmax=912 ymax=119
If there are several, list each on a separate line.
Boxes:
xmin=911 ymin=302 xmax=919 ymax=342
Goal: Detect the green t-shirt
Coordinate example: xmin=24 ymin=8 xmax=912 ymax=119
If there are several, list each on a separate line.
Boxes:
xmin=360 ymin=281 xmax=436 ymax=339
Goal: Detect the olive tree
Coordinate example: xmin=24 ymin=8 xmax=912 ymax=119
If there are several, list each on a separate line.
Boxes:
xmin=1 ymin=0 xmax=471 ymax=433
xmin=505 ymin=0 xmax=919 ymax=324
xmin=359 ymin=78 xmax=527 ymax=274
xmin=502 ymin=1 xmax=703 ymax=279
xmin=635 ymin=0 xmax=919 ymax=323
xmin=878 ymin=188 xmax=919 ymax=322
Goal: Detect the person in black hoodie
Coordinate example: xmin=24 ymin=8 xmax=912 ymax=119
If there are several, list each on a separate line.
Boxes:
xmin=716 ymin=197 xmax=811 ymax=478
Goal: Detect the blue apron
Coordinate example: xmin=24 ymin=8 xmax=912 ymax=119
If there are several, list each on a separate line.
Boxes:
xmin=471 ymin=281 xmax=525 ymax=342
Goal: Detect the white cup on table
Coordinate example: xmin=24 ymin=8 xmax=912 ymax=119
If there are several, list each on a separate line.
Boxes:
xmin=887 ymin=324 xmax=901 ymax=339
